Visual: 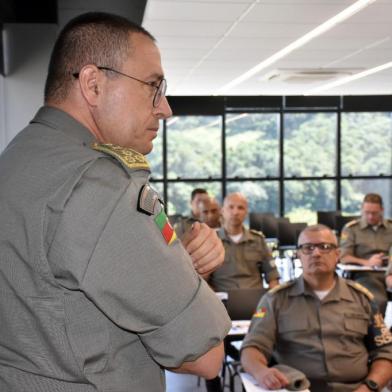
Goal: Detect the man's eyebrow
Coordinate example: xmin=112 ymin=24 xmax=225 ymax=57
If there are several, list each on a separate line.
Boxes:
xmin=147 ymin=72 xmax=164 ymax=81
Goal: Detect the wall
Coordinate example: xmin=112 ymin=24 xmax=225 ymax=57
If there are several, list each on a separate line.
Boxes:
xmin=0 ymin=23 xmax=57 ymax=152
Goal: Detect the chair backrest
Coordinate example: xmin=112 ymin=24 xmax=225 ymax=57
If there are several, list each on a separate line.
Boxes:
xmin=317 ymin=210 xmax=341 ymax=230
xmin=249 ymin=213 xmax=278 ymax=239
xmin=292 ymin=222 xmax=307 ymax=243
xmin=225 ymin=288 xmax=266 ymax=320
xmin=335 ymin=215 xmax=360 ymax=236
xmin=277 ymin=218 xmax=296 ymax=246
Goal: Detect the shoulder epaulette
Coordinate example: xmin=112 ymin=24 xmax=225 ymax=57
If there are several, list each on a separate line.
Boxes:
xmin=268 ymin=281 xmax=294 ymax=295
xmin=345 ymin=219 xmax=360 ymax=228
xmin=346 ymin=280 xmax=375 ymax=301
xmin=91 ymin=143 xmax=150 ymax=170
xmin=249 ymin=229 xmax=265 ymax=238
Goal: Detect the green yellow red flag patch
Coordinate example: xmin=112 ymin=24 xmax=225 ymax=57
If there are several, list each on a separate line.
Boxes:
xmin=155 ymin=208 xmax=177 ymax=245
xmin=253 ymin=306 xmax=267 ymax=318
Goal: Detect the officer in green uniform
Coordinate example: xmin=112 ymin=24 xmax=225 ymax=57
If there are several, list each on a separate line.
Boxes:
xmin=174 ymin=188 xmax=209 ymax=239
xmin=0 ymin=13 xmax=231 ymax=392
xmin=208 ymin=192 xmax=280 ymax=292
xmin=340 ymin=193 xmax=392 ymax=314
xmin=241 ymin=224 xmax=392 ymax=392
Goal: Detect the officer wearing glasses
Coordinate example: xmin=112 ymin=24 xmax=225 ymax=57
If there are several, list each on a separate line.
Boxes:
xmin=241 ymin=224 xmax=392 ymax=392
xmin=0 ymin=12 xmax=230 ymax=392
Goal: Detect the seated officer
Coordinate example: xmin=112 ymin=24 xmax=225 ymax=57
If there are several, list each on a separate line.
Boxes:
xmin=207 ymin=192 xmax=279 ymax=291
xmin=174 ymin=188 xmax=209 ymax=239
xmin=241 ymin=224 xmax=392 ymax=392
xmin=198 ymin=197 xmax=221 ymax=229
xmin=340 ymin=193 xmax=392 ymax=315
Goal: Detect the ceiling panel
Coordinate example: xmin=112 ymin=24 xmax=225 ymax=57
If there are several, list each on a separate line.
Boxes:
xmin=143 ymin=0 xmax=392 ymax=95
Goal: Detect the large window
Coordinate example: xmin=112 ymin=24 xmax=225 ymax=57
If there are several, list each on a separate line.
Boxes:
xmin=148 ymin=96 xmax=392 ymax=222
xmin=284 ymin=113 xmax=336 ymax=177
xmin=226 ymin=113 xmax=279 ymax=178
xmin=341 ymin=112 xmax=392 ymax=176
xmin=226 ymin=181 xmax=279 ymax=215
xmin=166 ymin=116 xmax=221 ymax=179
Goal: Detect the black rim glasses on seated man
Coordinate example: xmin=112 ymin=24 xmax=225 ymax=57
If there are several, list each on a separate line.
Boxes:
xmin=298 ymin=243 xmax=337 ymax=255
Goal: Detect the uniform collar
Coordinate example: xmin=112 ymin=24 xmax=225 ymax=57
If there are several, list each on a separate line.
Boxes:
xmin=359 ymin=217 xmax=387 ymax=230
xmin=220 ymin=226 xmax=252 ymax=243
xmin=288 ymin=275 xmax=355 ymax=302
xmin=30 ymin=106 xmax=95 ymax=146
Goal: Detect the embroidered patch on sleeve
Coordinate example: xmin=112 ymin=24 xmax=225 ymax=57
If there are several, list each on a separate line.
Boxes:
xmin=137 ymin=184 xmax=159 ymax=216
xmin=253 ymin=306 xmax=267 ymax=318
xmin=155 ymin=208 xmax=177 ymax=245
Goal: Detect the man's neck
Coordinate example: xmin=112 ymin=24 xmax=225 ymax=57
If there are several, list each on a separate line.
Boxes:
xmin=224 ymin=224 xmax=243 ymax=236
xmin=305 ymin=274 xmax=336 ymax=291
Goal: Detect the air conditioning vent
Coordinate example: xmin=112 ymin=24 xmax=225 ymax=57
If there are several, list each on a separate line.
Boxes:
xmin=262 ymin=68 xmax=363 ymax=84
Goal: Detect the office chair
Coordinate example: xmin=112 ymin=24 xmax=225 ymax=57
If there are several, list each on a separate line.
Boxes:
xmin=335 ymin=215 xmax=360 ymax=237
xmin=317 ymin=210 xmax=342 ymax=230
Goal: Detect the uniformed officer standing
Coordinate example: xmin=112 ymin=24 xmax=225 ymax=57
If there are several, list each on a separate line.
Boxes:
xmin=241 ymin=224 xmax=392 ymax=392
xmin=207 ymin=192 xmax=280 ymax=292
xmin=0 ymin=13 xmax=231 ymax=392
xmin=340 ymin=193 xmax=392 ymax=314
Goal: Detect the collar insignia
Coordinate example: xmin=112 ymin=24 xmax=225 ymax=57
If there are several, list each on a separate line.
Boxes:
xmin=92 ymin=143 xmax=150 ymax=170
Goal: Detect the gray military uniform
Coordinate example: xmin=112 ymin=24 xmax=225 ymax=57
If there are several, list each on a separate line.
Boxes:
xmin=0 ymin=107 xmax=231 ymax=392
xmin=340 ymin=218 xmax=392 ymax=313
xmin=208 ymin=227 xmax=279 ymax=292
xmin=242 ymin=275 xmax=392 ymax=392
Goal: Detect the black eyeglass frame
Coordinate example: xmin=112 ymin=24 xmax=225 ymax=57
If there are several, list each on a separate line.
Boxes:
xmin=297 ymin=243 xmax=338 ymax=255
xmin=73 ymin=66 xmax=167 ymax=108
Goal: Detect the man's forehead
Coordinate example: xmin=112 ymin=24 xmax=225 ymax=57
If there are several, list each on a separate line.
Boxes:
xmin=362 ymin=202 xmax=382 ymax=210
xmin=299 ymin=230 xmax=336 ymax=244
xmin=127 ymin=33 xmax=164 ymax=79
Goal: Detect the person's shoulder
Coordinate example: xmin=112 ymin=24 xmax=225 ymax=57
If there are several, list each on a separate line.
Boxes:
xmin=344 ymin=218 xmax=360 ymax=229
xmin=91 ymin=143 xmax=150 ymax=177
xmin=249 ymin=229 xmax=266 ymax=238
xmin=345 ymin=279 xmax=375 ymax=301
xmin=268 ymin=280 xmax=295 ymax=295
xmin=385 ymin=218 xmax=392 ymax=228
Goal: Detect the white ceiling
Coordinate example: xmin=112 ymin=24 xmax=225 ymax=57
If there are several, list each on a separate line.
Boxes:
xmin=142 ymin=0 xmax=392 ymax=96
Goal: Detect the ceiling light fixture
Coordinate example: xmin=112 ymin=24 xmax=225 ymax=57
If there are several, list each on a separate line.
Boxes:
xmin=305 ymin=60 xmax=392 ymax=94
xmin=217 ymin=0 xmax=377 ymax=94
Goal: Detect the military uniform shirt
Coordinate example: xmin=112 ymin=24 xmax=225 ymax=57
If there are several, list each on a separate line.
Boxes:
xmin=340 ymin=218 xmax=392 ymax=260
xmin=242 ymin=276 xmax=392 ymax=391
xmin=208 ymin=227 xmax=279 ymax=292
xmin=340 ymin=218 xmax=392 ymax=314
xmin=0 ymin=107 xmax=231 ymax=392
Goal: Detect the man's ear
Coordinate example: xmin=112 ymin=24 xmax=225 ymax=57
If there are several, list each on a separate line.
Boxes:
xmin=78 ymin=65 xmax=102 ymax=106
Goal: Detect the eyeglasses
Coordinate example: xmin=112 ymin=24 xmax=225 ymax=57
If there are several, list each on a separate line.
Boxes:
xmin=73 ymin=66 xmax=167 ymax=108
xmin=298 ymin=243 xmax=337 ymax=255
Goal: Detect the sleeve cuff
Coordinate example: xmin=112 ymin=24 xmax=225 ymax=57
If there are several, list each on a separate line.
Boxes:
xmin=139 ymin=279 xmax=231 ymax=368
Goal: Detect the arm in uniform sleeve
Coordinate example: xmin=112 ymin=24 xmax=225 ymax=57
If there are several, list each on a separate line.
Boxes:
xmin=258 ymin=237 xmax=280 ymax=284
xmin=241 ymin=293 xmax=277 ymax=361
xmin=340 ymin=225 xmax=356 ymax=261
xmin=365 ymin=300 xmax=392 ymax=362
xmin=46 ymin=159 xmax=231 ymax=368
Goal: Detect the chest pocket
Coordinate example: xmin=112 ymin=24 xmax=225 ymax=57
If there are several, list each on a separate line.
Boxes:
xmin=278 ymin=314 xmax=308 ymax=333
xmin=244 ymin=245 xmax=261 ymax=262
xmin=344 ymin=312 xmax=369 ymax=335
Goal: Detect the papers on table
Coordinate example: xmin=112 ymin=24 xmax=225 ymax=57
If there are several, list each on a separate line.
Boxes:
xmin=240 ymin=372 xmax=310 ymax=392
xmin=229 ymin=320 xmax=251 ymax=336
xmin=337 ymin=263 xmax=386 ymax=272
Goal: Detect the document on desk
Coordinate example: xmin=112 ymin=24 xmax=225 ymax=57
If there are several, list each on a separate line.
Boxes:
xmin=229 ymin=320 xmax=251 ymax=335
xmin=240 ymin=373 xmax=310 ymax=392
xmin=337 ymin=263 xmax=386 ymax=272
